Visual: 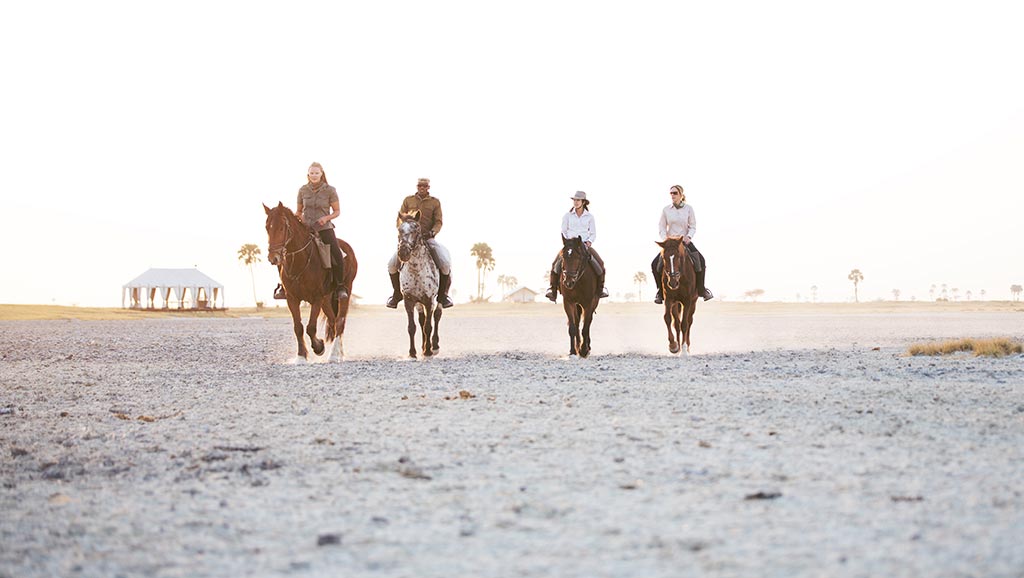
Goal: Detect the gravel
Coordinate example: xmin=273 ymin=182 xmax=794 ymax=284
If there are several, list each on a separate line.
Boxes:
xmin=1 ymin=313 xmax=1022 ymax=577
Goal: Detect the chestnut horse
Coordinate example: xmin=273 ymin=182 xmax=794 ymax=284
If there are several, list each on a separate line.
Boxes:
xmin=263 ymin=202 xmax=358 ymax=362
xmin=656 ymin=237 xmax=697 ymax=355
xmin=396 ymin=212 xmax=442 ymax=358
xmin=559 ymin=235 xmax=599 ymax=357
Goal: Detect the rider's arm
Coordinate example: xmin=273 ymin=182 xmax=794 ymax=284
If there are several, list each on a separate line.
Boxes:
xmin=431 ymin=200 xmax=442 ymax=237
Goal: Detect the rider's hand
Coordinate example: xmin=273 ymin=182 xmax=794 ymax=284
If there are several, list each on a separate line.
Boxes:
xmin=682 ymin=236 xmax=691 ymax=245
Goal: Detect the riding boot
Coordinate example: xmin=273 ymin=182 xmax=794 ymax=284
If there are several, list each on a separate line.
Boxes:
xmin=437 ymin=273 xmax=454 ymax=308
xmin=333 ymin=255 xmax=348 ymax=300
xmin=696 ymin=270 xmax=713 ymax=301
xmin=545 ymin=272 xmax=558 ymax=302
xmin=654 ymin=276 xmax=664 ymax=304
xmin=386 ymin=272 xmax=403 ymax=308
xmin=597 ymin=272 xmax=609 ymax=299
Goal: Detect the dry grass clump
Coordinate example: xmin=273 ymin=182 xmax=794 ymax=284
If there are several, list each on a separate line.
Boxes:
xmin=908 ymin=337 xmax=1023 ymax=357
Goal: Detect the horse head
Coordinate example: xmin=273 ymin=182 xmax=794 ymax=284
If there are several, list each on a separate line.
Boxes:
xmin=264 ymin=202 xmax=299 ymax=266
xmin=397 ymin=211 xmax=423 ymax=263
xmin=656 ymin=237 xmax=686 ymax=291
xmin=560 ymin=235 xmax=589 ymax=290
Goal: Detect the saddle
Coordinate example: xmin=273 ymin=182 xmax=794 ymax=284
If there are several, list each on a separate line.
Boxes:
xmin=312 ymin=235 xmax=348 ymax=268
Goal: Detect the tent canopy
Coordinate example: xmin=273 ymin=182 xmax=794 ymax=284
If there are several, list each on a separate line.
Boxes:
xmin=122 ymin=268 xmax=225 ymax=309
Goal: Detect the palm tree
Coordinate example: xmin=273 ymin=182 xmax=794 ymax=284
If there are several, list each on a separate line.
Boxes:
xmin=892 ymin=289 xmax=900 ymax=301
xmin=237 ymin=244 xmax=262 ymax=306
xmin=744 ymin=289 xmax=765 ymax=302
xmin=980 ymin=289 xmax=986 ymax=300
xmin=633 ymin=271 xmax=647 ymax=302
xmin=965 ymin=290 xmax=972 ymax=301
xmin=929 ymin=284 xmax=936 ymax=301
xmin=470 ymin=243 xmax=495 ymax=301
xmin=1011 ymin=284 xmax=1023 ymax=302
xmin=848 ymin=269 xmax=864 ymax=302
xmin=810 ymin=285 xmax=818 ymax=303
xmin=506 ymin=275 xmax=518 ymax=293
xmin=496 ymin=274 xmax=508 ymax=300
xmin=941 ymin=284 xmax=948 ymax=301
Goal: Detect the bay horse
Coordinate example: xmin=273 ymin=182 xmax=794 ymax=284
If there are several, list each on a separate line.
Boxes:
xmin=396 ymin=211 xmax=442 ymax=358
xmin=656 ymin=236 xmax=697 ymax=355
xmin=559 ymin=235 xmax=599 ymax=358
xmin=263 ymin=202 xmax=358 ymax=363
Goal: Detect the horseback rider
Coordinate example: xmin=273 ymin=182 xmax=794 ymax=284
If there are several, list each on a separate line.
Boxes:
xmin=386 ymin=178 xmax=454 ymax=309
xmin=545 ymin=191 xmax=609 ymax=302
xmin=652 ymin=184 xmax=712 ymax=304
xmin=277 ymin=162 xmax=347 ymax=300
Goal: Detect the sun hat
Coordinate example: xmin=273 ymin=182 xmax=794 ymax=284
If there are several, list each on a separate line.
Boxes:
xmin=570 ymin=191 xmax=587 ymax=201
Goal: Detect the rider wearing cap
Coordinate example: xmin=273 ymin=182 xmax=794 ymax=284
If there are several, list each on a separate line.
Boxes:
xmin=386 ymin=177 xmax=454 ymax=309
xmin=545 ymin=191 xmax=609 ymax=302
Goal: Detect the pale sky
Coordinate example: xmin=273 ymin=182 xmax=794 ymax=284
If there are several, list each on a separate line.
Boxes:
xmin=2 ymin=1 xmax=1022 ymax=307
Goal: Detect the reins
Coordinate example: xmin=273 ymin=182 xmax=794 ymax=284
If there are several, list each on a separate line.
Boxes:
xmin=270 ymin=212 xmax=318 ymax=282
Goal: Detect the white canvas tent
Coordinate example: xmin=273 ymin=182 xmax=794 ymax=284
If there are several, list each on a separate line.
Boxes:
xmin=122 ymin=268 xmax=225 ymax=310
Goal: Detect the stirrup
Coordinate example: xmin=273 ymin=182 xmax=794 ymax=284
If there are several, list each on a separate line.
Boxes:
xmin=545 ymin=289 xmax=557 ymax=302
xmin=437 ymin=295 xmax=454 ymax=309
xmin=273 ymin=284 xmax=286 ymax=300
xmin=702 ymin=288 xmax=714 ymax=301
xmin=654 ymin=291 xmax=663 ymax=304
xmin=386 ymin=293 xmax=402 ymax=308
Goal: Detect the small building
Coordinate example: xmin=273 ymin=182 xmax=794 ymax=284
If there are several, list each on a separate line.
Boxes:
xmin=122 ymin=268 xmax=225 ymax=310
xmin=504 ymin=286 xmax=539 ymax=303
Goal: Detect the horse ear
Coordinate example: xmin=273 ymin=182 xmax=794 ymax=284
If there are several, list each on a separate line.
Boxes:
xmin=410 ymin=210 xmax=420 ymax=221
xmin=655 ymin=240 xmax=665 ymax=248
xmin=264 ymin=203 xmax=271 ymax=215
xmin=277 ymin=201 xmax=285 ymax=208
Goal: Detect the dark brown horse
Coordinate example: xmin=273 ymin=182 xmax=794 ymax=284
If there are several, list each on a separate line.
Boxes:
xmin=396 ymin=212 xmax=442 ymax=358
xmin=264 ymin=202 xmax=358 ymax=362
xmin=559 ymin=235 xmax=599 ymax=357
xmin=656 ymin=236 xmax=697 ymax=355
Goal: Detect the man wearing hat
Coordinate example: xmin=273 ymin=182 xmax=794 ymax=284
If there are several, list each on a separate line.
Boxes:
xmin=386 ymin=178 xmax=455 ymax=308
xmin=545 ymin=191 xmax=609 ymax=301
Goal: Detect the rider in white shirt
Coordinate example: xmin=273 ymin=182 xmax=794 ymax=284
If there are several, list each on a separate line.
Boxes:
xmin=653 ymin=184 xmax=713 ymax=303
xmin=546 ymin=191 xmax=609 ymax=301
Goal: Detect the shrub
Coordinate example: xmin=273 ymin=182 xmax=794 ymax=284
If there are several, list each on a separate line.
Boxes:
xmin=908 ymin=337 xmax=1023 ymax=357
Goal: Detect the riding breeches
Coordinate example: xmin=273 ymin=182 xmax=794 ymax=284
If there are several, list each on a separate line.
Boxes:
xmin=318 ymin=228 xmax=344 ymax=285
xmin=388 ymin=239 xmax=451 ymax=275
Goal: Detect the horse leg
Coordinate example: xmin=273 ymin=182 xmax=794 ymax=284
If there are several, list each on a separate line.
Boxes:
xmin=405 ymin=301 xmax=417 ymax=358
xmin=431 ymin=306 xmax=442 ymax=351
xmin=580 ymin=305 xmax=595 ymax=358
xmin=287 ymin=297 xmax=308 ymax=362
xmin=563 ymin=301 xmax=579 ymax=355
xmin=683 ymin=297 xmax=697 ymax=354
xmin=664 ymin=301 xmax=679 ymax=354
xmin=307 ymin=302 xmax=325 ymax=356
xmin=421 ymin=303 xmax=434 ymax=357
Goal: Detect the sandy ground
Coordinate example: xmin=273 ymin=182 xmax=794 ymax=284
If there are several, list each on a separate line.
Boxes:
xmin=1 ymin=304 xmax=1023 ymax=577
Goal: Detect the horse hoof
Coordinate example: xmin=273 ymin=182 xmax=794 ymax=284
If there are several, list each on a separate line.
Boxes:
xmin=423 ymin=349 xmax=433 ymax=357
xmin=669 ymin=343 xmax=679 ymax=354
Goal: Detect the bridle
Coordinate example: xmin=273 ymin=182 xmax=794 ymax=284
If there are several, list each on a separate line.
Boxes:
xmin=397 ymin=220 xmax=424 ymax=262
xmin=268 ymin=210 xmax=317 ymax=281
xmin=561 ymin=243 xmax=588 ymax=289
xmin=663 ymin=246 xmax=683 ymax=290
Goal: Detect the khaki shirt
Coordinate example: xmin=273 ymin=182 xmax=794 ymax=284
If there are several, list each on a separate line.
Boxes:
xmin=397 ymin=194 xmax=443 ymax=236
xmin=297 ymin=184 xmax=339 ymax=232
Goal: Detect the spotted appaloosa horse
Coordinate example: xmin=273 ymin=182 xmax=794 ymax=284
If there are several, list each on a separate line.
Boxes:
xmin=264 ymin=202 xmax=358 ymax=363
xmin=559 ymin=235 xmax=600 ymax=358
xmin=656 ymin=236 xmax=697 ymax=355
xmin=396 ymin=211 xmax=442 ymax=358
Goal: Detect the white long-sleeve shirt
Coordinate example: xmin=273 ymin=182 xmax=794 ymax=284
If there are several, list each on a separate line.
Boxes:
xmin=658 ymin=203 xmax=696 ymax=241
xmin=562 ymin=209 xmax=597 ymax=244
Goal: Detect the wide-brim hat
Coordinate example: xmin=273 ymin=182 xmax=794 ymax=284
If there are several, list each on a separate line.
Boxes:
xmin=570 ymin=191 xmax=587 ymax=201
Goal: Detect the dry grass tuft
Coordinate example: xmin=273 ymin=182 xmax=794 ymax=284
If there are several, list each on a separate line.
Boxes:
xmin=907 ymin=337 xmax=1023 ymax=357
